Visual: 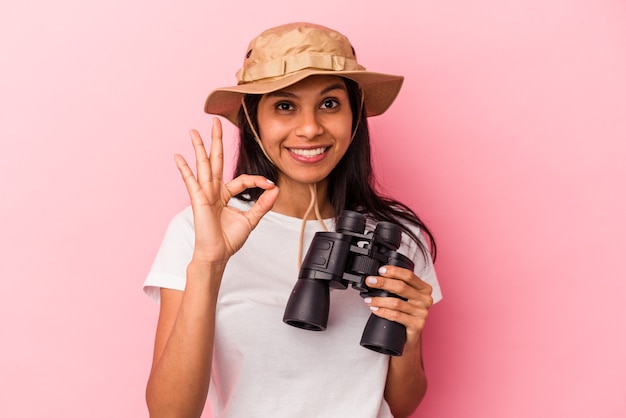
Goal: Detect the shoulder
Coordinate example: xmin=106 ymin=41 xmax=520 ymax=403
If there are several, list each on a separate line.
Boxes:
xmin=156 ymin=206 xmax=194 ymax=242
xmin=169 ymin=205 xmax=193 ymax=226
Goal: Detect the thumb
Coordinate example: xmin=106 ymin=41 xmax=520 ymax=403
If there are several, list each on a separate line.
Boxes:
xmin=245 ymin=186 xmax=280 ymax=230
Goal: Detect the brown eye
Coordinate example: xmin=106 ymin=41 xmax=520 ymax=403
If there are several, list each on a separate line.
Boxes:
xmin=320 ymin=99 xmax=339 ymax=110
xmin=276 ymin=102 xmax=295 ymax=111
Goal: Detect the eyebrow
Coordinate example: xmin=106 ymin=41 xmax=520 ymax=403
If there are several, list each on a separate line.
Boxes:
xmin=265 ymin=83 xmax=347 ymax=99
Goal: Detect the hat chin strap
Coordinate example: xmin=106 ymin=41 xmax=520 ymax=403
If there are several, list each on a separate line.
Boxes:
xmin=298 ymin=183 xmax=329 ymax=268
xmin=240 ymin=93 xmax=365 ymax=269
xmin=241 ymin=97 xmax=276 ymax=165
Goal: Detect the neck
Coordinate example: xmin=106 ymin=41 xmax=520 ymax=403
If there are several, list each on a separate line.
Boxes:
xmin=272 ymin=179 xmax=334 ymax=219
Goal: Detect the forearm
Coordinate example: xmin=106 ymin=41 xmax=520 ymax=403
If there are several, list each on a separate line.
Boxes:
xmin=146 ymin=262 xmax=224 ymax=418
xmin=384 ymin=337 xmax=427 ymax=418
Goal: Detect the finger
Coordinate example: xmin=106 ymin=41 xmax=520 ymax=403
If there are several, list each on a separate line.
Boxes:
xmin=365 ymin=276 xmax=432 ymax=304
xmin=364 ymin=295 xmax=430 ymax=337
xmin=209 ymin=118 xmax=224 ymax=182
xmin=189 ymin=129 xmax=211 ymax=185
xmin=367 ymin=303 xmax=429 ymax=337
xmin=174 ymin=154 xmax=202 ymax=197
xmin=245 ymin=185 xmax=280 ymax=229
xmin=365 ymin=274 xmax=414 ymax=300
xmin=366 ymin=296 xmax=429 ymax=320
xmin=224 ymin=174 xmax=277 ymax=197
xmin=367 ymin=292 xmax=433 ymax=313
xmin=378 ymin=265 xmax=433 ymax=294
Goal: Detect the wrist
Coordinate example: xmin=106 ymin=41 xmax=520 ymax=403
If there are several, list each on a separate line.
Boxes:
xmin=187 ymin=258 xmax=227 ymax=285
xmin=393 ymin=334 xmax=423 ymax=366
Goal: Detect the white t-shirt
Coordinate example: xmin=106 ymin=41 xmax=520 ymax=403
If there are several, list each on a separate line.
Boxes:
xmin=144 ymin=199 xmax=442 ymax=418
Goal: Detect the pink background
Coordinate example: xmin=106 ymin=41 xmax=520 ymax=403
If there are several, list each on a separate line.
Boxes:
xmin=1 ymin=0 xmax=625 ymax=417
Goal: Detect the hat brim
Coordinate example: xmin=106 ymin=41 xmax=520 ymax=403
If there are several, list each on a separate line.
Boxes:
xmin=204 ymin=69 xmax=404 ymax=126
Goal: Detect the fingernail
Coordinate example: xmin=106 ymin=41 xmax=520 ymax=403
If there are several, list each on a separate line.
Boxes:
xmin=378 ymin=266 xmax=387 ymax=275
xmin=363 ymin=297 xmax=372 ymax=304
xmin=366 ymin=277 xmax=377 ymax=285
xmin=369 ymin=306 xmax=379 ymax=312
xmin=266 ymin=178 xmax=274 ymax=184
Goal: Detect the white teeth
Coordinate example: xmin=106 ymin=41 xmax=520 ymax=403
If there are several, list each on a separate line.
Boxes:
xmin=290 ymin=147 xmax=326 ymax=157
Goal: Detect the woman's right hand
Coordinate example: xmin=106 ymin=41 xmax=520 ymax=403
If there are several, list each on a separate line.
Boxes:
xmin=174 ymin=118 xmax=279 ymax=268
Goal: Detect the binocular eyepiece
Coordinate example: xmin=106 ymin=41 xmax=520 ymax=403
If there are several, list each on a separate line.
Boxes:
xmin=283 ymin=210 xmax=414 ymax=356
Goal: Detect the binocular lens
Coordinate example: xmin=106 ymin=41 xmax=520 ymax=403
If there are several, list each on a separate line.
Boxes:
xmin=283 ymin=279 xmax=330 ymax=331
xmin=360 ymin=314 xmax=407 ymax=356
xmin=336 ymin=211 xmax=366 ymax=234
xmin=373 ymin=221 xmax=403 ymax=249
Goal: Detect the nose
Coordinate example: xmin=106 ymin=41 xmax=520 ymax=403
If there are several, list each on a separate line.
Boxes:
xmin=294 ymin=108 xmax=324 ymax=140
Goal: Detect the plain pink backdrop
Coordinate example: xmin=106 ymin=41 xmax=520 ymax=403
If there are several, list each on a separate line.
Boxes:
xmin=1 ymin=0 xmax=625 ymax=417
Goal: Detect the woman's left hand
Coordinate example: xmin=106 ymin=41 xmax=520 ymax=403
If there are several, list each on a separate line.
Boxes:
xmin=363 ymin=266 xmax=434 ymax=350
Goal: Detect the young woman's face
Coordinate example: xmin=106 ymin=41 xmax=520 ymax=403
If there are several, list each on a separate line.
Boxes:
xmin=257 ymin=75 xmax=353 ymax=188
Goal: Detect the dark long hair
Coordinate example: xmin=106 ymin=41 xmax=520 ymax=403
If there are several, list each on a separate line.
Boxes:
xmin=233 ymin=78 xmax=436 ymax=263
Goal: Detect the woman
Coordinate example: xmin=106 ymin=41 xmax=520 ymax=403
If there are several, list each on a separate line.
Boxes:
xmin=144 ymin=22 xmax=442 ymax=418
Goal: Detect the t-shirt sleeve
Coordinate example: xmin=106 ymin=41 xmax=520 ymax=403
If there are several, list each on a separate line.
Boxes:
xmin=142 ymin=206 xmax=194 ymax=303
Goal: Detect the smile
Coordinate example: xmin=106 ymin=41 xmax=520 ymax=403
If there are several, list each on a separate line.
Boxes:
xmin=288 ymin=147 xmax=328 ymax=158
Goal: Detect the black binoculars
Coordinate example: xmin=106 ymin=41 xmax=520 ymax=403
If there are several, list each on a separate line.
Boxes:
xmin=283 ymin=210 xmax=414 ymax=356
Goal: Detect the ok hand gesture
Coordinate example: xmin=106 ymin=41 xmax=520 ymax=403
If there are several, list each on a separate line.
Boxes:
xmin=174 ymin=118 xmax=279 ymax=268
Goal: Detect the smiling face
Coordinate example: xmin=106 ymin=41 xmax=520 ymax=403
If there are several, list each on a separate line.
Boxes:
xmin=256 ymin=75 xmax=354 ymax=192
